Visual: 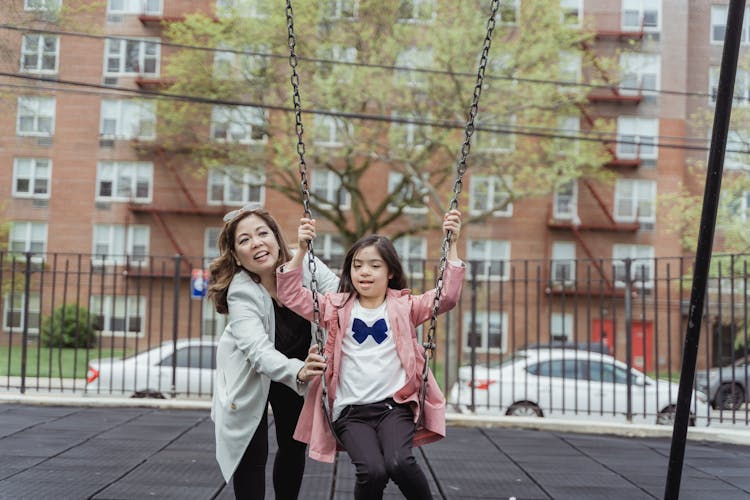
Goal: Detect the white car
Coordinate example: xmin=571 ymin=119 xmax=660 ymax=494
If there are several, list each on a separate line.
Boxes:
xmin=448 ymin=348 xmax=710 ymax=425
xmin=86 ymin=339 xmax=217 ymax=398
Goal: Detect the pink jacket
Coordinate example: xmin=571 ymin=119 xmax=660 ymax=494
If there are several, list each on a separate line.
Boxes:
xmin=276 ymin=260 xmax=465 ymax=463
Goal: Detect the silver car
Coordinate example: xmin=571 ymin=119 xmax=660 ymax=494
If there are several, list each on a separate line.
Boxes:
xmin=695 ymin=355 xmax=749 ymax=410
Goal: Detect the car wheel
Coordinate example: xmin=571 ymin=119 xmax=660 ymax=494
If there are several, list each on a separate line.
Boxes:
xmin=656 ymin=405 xmax=697 ymax=426
xmin=506 ymin=402 xmax=543 ymax=417
xmin=714 ymin=383 xmax=745 ymax=410
xmin=131 ymin=390 xmax=166 ymax=399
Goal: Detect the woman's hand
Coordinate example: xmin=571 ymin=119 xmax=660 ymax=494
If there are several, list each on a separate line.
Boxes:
xmin=296 ymin=344 xmax=326 ymax=384
xmin=297 ymin=218 xmax=316 ymax=252
xmin=443 ymin=209 xmax=462 ymax=243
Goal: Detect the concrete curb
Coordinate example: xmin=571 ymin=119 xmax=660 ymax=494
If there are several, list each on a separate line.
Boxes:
xmin=2 ymin=392 xmax=749 ymax=447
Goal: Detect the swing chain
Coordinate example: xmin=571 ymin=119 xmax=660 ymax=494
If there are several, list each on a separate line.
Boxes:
xmin=286 ymin=0 xmax=324 ymax=354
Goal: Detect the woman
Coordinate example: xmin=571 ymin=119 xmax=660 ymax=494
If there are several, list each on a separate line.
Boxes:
xmin=208 ymin=204 xmax=339 ymax=499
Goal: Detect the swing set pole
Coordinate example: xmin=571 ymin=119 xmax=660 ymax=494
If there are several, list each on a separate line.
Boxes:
xmin=663 ymin=1 xmax=744 ymax=498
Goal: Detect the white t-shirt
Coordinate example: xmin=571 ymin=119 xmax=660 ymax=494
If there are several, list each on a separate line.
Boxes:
xmin=332 ymin=299 xmax=407 ymax=420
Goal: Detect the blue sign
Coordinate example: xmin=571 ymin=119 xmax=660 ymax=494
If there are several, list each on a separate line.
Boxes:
xmin=191 ymin=269 xmax=209 ymax=299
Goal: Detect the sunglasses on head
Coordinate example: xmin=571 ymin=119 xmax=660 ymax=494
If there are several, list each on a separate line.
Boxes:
xmin=222 ymin=202 xmax=263 ymax=223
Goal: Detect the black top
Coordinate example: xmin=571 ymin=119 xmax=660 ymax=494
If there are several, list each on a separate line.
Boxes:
xmin=273 ymin=299 xmax=312 ymax=361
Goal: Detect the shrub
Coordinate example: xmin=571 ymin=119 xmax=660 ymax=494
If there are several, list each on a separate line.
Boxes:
xmin=41 ymin=305 xmax=97 ymax=348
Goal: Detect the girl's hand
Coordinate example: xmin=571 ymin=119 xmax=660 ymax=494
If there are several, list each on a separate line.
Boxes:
xmin=296 ymin=344 xmax=326 ymax=383
xmin=297 ymin=218 xmax=316 ymax=252
xmin=443 ymin=209 xmax=462 ymax=243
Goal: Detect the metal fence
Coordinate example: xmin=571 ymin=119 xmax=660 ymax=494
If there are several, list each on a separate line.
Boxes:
xmin=1 ymin=251 xmax=748 ymax=426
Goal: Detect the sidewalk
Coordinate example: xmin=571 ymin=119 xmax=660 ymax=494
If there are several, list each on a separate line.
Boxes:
xmin=1 ymin=396 xmax=749 ymax=499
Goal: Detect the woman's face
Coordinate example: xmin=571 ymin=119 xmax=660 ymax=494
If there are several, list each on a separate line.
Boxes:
xmin=233 ymin=214 xmax=280 ymax=279
xmin=350 ymin=245 xmax=392 ymax=308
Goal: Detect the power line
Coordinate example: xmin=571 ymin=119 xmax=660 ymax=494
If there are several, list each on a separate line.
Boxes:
xmin=1 ymin=71 xmax=738 ymax=154
xmin=0 ymin=22 xmax=721 ymax=101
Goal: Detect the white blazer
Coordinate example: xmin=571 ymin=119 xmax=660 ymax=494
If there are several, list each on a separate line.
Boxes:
xmin=211 ymin=257 xmax=339 ymax=482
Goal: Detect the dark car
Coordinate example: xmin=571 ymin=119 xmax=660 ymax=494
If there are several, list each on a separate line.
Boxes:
xmin=695 ymin=355 xmax=750 ymax=410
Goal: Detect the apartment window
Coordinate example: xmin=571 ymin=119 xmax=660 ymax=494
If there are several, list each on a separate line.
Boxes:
xmin=475 ymin=113 xmax=515 ymax=152
xmin=622 ymin=0 xmax=660 ymax=32
xmin=317 ymin=233 xmax=346 ymax=271
xmin=466 ymin=239 xmax=510 ymax=281
xmin=560 ymin=0 xmax=582 ymax=26
xmin=387 ymin=171 xmax=429 ymax=213
xmin=202 ymin=299 xmax=226 ymax=338
xmin=394 ymin=47 xmax=433 ymax=88
xmin=208 ymin=167 xmax=265 ymax=205
xmin=107 ymin=0 xmax=162 ymax=14
xmin=21 ymin=34 xmax=59 ymax=73
xmin=311 ymin=170 xmax=351 ymax=209
xmin=709 ymin=66 xmax=750 ymax=106
xmin=203 ymin=227 xmax=221 ymax=267
xmin=104 ymin=38 xmax=160 ymax=75
xmin=620 ymin=52 xmax=660 ymax=95
xmin=551 ymin=241 xmax=576 ymax=284
xmin=211 ymin=106 xmax=267 ymax=144
xmin=24 ymin=0 xmax=60 ymax=11
xmin=92 ymin=224 xmax=149 ymax=265
xmin=729 ymin=191 xmax=750 ymax=222
xmin=722 ymin=130 xmax=749 ymax=170
xmin=323 ymin=0 xmax=358 ymax=19
xmin=469 ymin=175 xmax=512 ymax=217
xmin=551 ymin=312 xmax=574 ymax=342
xmin=614 ymin=178 xmax=656 ymax=223
xmin=13 ymin=158 xmax=51 ymax=198
xmin=17 ymin=96 xmax=55 ymax=137
xmin=390 ymin=111 xmax=430 ymax=149
xmin=397 ymin=0 xmax=435 ymax=23
xmin=3 ymin=292 xmax=41 ymax=333
xmin=463 ymin=311 xmax=507 ymax=352
xmin=100 ymin=99 xmax=156 ymax=139
xmin=711 ymin=5 xmax=750 ymax=43
xmin=496 ymin=0 xmax=519 ymax=25
xmin=612 ymin=244 xmax=654 ymax=288
xmin=556 ymin=116 xmax=580 ymax=155
xmin=316 ymin=45 xmax=357 ymax=81
xmin=616 ymin=116 xmax=658 ymax=160
xmin=313 ymin=114 xmax=351 ymax=147
xmin=9 ymin=221 xmax=47 ymax=257
xmin=553 ymin=180 xmax=577 ymax=220
xmin=559 ymin=50 xmax=582 ymax=84
xmin=216 ymin=0 xmax=270 ymax=18
xmin=90 ymin=295 xmax=146 ymax=337
xmin=96 ymin=161 xmax=153 ymax=203
xmin=393 ymin=236 xmax=426 ymax=278
xmin=213 ymin=44 xmax=269 ymax=81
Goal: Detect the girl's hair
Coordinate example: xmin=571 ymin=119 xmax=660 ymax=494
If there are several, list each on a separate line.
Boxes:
xmin=338 ymin=235 xmax=407 ymax=296
xmin=208 ymin=207 xmax=292 ymax=314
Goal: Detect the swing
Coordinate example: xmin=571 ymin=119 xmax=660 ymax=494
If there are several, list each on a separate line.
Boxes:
xmin=284 ymin=0 xmax=500 ymax=437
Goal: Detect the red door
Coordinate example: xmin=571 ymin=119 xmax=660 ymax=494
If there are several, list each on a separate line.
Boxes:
xmin=591 ymin=319 xmax=614 ymax=353
xmin=591 ymin=319 xmax=653 ymax=372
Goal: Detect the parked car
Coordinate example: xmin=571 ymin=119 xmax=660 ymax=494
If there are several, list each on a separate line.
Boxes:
xmin=448 ymin=348 xmax=710 ymax=425
xmin=86 ymin=339 xmax=217 ymax=398
xmin=695 ymin=355 xmax=749 ymax=410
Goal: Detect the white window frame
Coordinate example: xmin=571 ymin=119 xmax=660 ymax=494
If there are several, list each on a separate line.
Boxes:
xmin=100 ymin=99 xmax=156 ymax=140
xmin=551 ymin=241 xmax=576 ymax=285
xmin=559 ymin=50 xmax=582 ymax=84
xmin=387 ymin=171 xmax=429 ymax=213
xmin=323 ymin=0 xmax=358 ymax=19
xmin=90 ymin=295 xmax=146 ymax=337
xmin=96 ymin=161 xmax=153 ymax=203
xmin=475 ymin=113 xmax=515 ymax=153
xmin=107 ymin=0 xmax=163 ymax=14
xmin=311 ymin=170 xmax=351 ymax=209
xmin=612 ymin=244 xmax=654 ymax=288
xmin=553 ymin=181 xmax=578 ymax=220
xmin=213 ymin=44 xmax=269 ymax=81
xmin=216 ymin=0 xmax=270 ymax=19
xmin=619 ymin=52 xmax=660 ymax=95
xmin=210 ymin=106 xmax=267 ymax=144
xmin=390 ymin=111 xmax=430 ymax=150
xmin=394 ymin=47 xmax=433 ymax=89
xmin=709 ymin=66 xmax=750 ymax=107
xmin=207 ymin=167 xmax=266 ymax=205
xmin=3 ymin=292 xmax=41 ymax=334
xmin=622 ymin=0 xmax=660 ymax=32
xmin=614 ymin=178 xmax=656 ymax=223
xmin=316 ymin=45 xmax=357 ymax=81
xmin=317 ymin=233 xmax=346 ymax=271
xmin=560 ymin=0 xmax=582 ymax=26
xmin=469 ymin=174 xmax=513 ymax=217
xmin=737 ymin=191 xmax=750 ymax=222
xmin=393 ymin=236 xmax=427 ymax=278
xmin=466 ymin=239 xmax=510 ymax=281
xmin=92 ymin=224 xmax=150 ymax=266
xmin=13 ymin=158 xmax=51 ymax=199
xmin=17 ymin=96 xmax=55 ymax=137
xmin=396 ymin=0 xmax=436 ymax=23
xmin=20 ymin=34 xmax=59 ymax=74
xmin=24 ymin=0 xmax=60 ymax=11
xmin=104 ymin=37 xmax=160 ymax=76
xmin=711 ymin=5 xmax=750 ymax=44
xmin=556 ymin=116 xmax=580 ymax=155
xmin=721 ymin=130 xmax=749 ymax=171
xmin=496 ymin=0 xmax=519 ymax=25
xmin=9 ymin=221 xmax=48 ymax=260
xmin=463 ymin=310 xmax=508 ymax=353
xmin=313 ymin=113 xmax=351 ymax=148
xmin=551 ymin=312 xmax=574 ymax=342
xmin=616 ymin=116 xmax=658 ymax=160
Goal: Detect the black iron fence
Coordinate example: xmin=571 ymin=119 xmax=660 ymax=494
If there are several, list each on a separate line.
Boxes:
xmin=1 ymin=251 xmax=748 ymax=426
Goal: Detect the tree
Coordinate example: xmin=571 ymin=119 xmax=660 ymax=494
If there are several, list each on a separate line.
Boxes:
xmin=144 ymin=0 xmax=614 ymax=246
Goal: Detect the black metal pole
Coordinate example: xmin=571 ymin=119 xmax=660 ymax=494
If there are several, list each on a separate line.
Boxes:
xmin=624 ymin=259 xmax=633 ymax=423
xmin=171 ymin=254 xmax=181 ymax=398
xmin=664 ymin=1 xmax=745 ymax=498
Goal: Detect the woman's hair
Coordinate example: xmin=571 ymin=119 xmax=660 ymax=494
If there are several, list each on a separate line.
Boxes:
xmin=208 ymin=206 xmax=292 ymax=314
xmin=338 ymin=234 xmax=407 ymax=296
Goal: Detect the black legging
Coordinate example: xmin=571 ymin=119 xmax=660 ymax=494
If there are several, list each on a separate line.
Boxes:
xmin=232 ymin=381 xmax=307 ymax=500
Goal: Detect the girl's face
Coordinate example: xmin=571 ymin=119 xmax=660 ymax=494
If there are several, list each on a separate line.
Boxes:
xmin=233 ymin=214 xmax=280 ymax=279
xmin=350 ymin=245 xmax=392 ymax=308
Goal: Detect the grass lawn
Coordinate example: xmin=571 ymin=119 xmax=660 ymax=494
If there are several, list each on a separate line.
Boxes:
xmin=0 ymin=346 xmax=128 ymax=379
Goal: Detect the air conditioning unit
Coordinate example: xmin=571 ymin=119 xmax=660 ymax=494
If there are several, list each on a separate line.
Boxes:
xmin=32 ymin=198 xmax=49 ymax=208
xmin=106 ymin=14 xmax=123 ymax=23
xmin=37 ymin=136 xmax=53 ymax=147
xmin=95 ymin=201 xmax=111 ymax=210
xmin=103 ymin=77 xmax=118 ymax=86
xmin=99 ymin=137 xmax=115 ymax=148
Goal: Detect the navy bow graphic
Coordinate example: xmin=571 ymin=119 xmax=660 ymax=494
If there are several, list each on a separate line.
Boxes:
xmin=352 ymin=318 xmax=388 ymax=344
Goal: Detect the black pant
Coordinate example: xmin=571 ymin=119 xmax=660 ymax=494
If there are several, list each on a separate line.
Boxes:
xmin=232 ymin=381 xmax=307 ymax=500
xmin=334 ymin=399 xmax=433 ymax=500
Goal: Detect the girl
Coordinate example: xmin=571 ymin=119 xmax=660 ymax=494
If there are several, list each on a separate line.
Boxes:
xmin=276 ymin=210 xmax=464 ymax=500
